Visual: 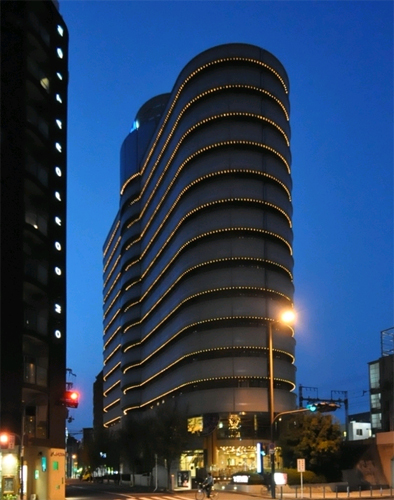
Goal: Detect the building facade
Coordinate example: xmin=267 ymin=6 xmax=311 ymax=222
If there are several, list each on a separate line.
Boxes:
xmin=1 ymin=1 xmax=68 ymax=498
xmin=369 ymin=327 xmax=394 ymax=434
xmin=102 ymin=43 xmax=296 ymax=475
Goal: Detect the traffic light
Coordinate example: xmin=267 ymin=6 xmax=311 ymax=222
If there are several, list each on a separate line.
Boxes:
xmin=307 ymin=402 xmax=340 ymax=412
xmin=62 ymin=390 xmax=79 ymax=408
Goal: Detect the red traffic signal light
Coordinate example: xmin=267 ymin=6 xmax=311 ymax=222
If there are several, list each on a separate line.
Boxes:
xmin=63 ymin=390 xmax=79 ymax=408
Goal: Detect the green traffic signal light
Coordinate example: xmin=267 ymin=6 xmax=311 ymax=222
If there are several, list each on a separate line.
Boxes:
xmin=307 ymin=402 xmax=340 ymax=413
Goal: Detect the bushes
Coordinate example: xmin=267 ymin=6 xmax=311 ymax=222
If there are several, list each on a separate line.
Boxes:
xmin=282 ymin=468 xmax=326 ymax=485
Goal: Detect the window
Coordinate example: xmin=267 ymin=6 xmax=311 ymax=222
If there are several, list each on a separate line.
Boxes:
xmin=371 ymin=393 xmax=381 ymax=410
xmin=356 ymin=429 xmax=363 ymax=436
xmin=369 ymin=362 xmax=380 ymax=389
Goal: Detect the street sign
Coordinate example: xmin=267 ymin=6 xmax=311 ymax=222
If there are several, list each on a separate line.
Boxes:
xmin=269 ymin=442 xmax=275 ymax=455
xmin=297 ymin=458 xmax=305 ymax=472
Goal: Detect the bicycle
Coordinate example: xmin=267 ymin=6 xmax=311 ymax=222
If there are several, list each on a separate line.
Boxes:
xmin=195 ymin=483 xmax=218 ymax=500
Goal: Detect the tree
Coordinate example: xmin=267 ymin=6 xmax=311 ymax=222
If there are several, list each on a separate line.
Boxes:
xmin=147 ymin=402 xmax=190 ymax=489
xmin=277 ymin=412 xmax=342 ymax=481
xmin=118 ymin=413 xmax=156 ymax=481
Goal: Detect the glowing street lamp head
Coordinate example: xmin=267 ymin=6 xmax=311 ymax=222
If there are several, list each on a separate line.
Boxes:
xmin=0 ymin=433 xmax=8 ymax=444
xmin=280 ymin=309 xmax=296 ymax=324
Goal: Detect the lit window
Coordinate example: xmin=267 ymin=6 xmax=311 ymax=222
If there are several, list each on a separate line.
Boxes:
xmin=55 ymin=242 xmax=62 ymax=251
xmin=55 ymin=143 xmax=62 ymax=152
xmin=54 ymin=304 xmax=61 ymax=314
xmin=56 ymin=94 xmax=62 ymax=103
xmin=57 ymin=25 xmax=64 ymax=36
xmin=57 ymin=48 xmax=63 ymax=59
xmin=55 ymin=167 xmax=62 ymax=177
xmin=40 ymin=77 xmax=50 ymax=91
xmin=55 ymin=267 xmax=62 ymax=276
xmin=55 ymin=191 xmax=61 ymax=201
xmin=55 ymin=217 xmax=61 ymax=226
xmin=56 ymin=72 xmax=63 ymax=80
xmin=54 ymin=330 xmax=62 ymax=339
xmin=56 ymin=119 xmax=62 ymax=129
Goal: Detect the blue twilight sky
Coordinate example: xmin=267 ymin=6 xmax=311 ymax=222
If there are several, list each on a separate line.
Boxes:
xmin=60 ymin=0 xmax=394 ymax=433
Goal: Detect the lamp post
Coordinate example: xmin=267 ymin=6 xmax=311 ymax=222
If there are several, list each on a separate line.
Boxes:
xmin=267 ymin=309 xmax=295 ymax=499
xmin=0 ymin=432 xmax=22 ymax=499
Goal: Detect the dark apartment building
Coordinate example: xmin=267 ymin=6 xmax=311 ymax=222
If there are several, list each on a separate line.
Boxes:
xmin=369 ymin=327 xmax=394 ymax=434
xmin=102 ymin=43 xmax=295 ymax=475
xmin=1 ymin=1 xmax=68 ymax=498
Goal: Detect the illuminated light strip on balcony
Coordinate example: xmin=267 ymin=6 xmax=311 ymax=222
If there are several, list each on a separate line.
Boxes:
xmin=120 ymin=167 xmax=292 ymax=278
xmin=103 ymin=416 xmax=121 ymax=428
xmin=103 ymin=344 xmax=121 ymax=366
xmin=124 ymin=313 xmax=293 ymax=356
xmin=125 ymin=163 xmax=291 ymax=254
xmin=103 ymin=290 xmax=121 ymax=319
xmin=123 ymin=285 xmax=290 ymax=340
xmin=104 ymin=398 xmax=121 ymax=412
xmin=123 ymin=189 xmax=292 ymax=296
xmin=103 ymin=272 xmax=121 ymax=303
xmin=119 ymin=233 xmax=292 ymax=332
xmin=140 ymin=109 xmax=289 ymax=216
xmin=103 ymin=236 xmax=121 ymax=273
xmin=183 ymin=112 xmax=289 ymax=146
xmin=121 ymin=56 xmax=289 ymax=195
xmin=124 ymin=258 xmax=139 ymax=272
xmin=103 ymin=380 xmax=121 ymax=397
xmin=103 ymin=255 xmax=121 ymax=288
xmin=103 ymin=361 xmax=121 ymax=381
xmin=103 ymin=308 xmax=120 ymax=334
xmin=126 ymin=217 xmax=139 ymax=229
xmin=119 ymin=233 xmax=293 ymax=333
xmin=139 ymin=138 xmax=290 ymax=240
xmin=142 ymin=84 xmax=289 ymax=190
xmin=103 ymin=221 xmax=120 ymax=257
xmin=124 ymin=367 xmax=296 ymax=394
xmin=144 ymin=197 xmax=292 ymax=263
xmin=122 ymin=256 xmax=293 ymax=323
xmin=124 ymin=299 xmax=140 ymax=313
xmin=123 ymin=375 xmax=296 ymax=414
xmin=104 ymin=326 xmax=121 ymax=348
xmin=123 ymin=345 xmax=295 ymax=388
xmin=138 ymin=141 xmax=290 ymax=246
xmin=124 ymin=277 xmax=141 ymax=292
xmin=142 ymin=227 xmax=292 ymax=286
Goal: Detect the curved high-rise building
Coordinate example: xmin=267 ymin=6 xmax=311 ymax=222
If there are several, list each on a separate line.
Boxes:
xmin=103 ymin=43 xmax=296 ymax=474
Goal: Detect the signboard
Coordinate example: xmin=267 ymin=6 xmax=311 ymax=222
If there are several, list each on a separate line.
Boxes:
xmin=176 ymin=470 xmax=191 ymax=489
xmin=274 ymin=472 xmax=287 ymax=485
xmin=297 ymin=458 xmax=305 ymax=472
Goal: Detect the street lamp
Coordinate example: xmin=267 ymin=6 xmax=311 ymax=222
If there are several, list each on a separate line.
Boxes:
xmin=0 ymin=432 xmax=22 ymax=499
xmin=267 ymin=309 xmax=295 ymax=499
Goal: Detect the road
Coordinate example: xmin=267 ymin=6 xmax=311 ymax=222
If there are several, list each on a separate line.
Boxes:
xmin=66 ymin=479 xmax=394 ymax=500
xmin=66 ymin=480 xmax=254 ymax=500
